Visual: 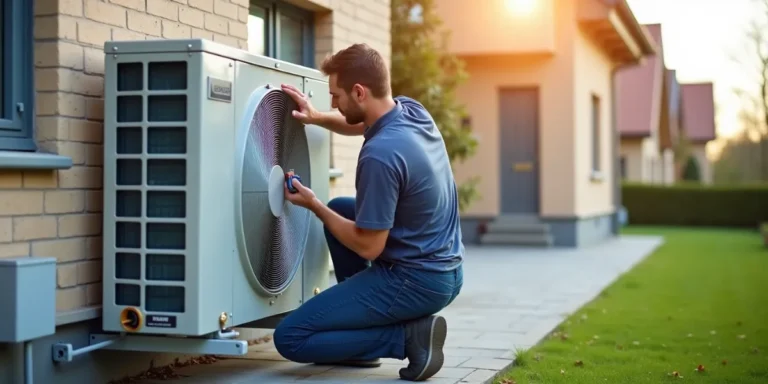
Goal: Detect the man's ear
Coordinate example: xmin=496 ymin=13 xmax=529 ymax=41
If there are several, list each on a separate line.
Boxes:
xmin=352 ymin=84 xmax=366 ymax=102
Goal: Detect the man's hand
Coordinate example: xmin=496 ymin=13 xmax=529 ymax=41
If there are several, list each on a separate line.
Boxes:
xmin=284 ymin=178 xmax=318 ymax=210
xmin=281 ymin=84 xmax=320 ymax=125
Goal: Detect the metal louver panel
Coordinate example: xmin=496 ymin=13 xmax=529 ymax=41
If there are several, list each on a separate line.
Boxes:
xmin=236 ymin=86 xmax=312 ymax=296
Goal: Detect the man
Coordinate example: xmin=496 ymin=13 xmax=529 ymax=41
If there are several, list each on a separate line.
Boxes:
xmin=273 ymin=43 xmax=464 ymax=382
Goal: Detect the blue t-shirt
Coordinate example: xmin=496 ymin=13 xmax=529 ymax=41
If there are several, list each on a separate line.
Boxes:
xmin=354 ymin=95 xmax=464 ymax=272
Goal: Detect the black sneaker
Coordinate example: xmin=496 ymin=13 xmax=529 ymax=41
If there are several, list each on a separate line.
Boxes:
xmin=315 ymin=358 xmax=382 ymax=368
xmin=399 ymin=315 xmax=447 ymax=381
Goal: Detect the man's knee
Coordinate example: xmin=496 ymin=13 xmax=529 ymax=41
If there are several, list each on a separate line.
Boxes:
xmin=273 ymin=320 xmax=312 ymax=363
xmin=327 ymin=196 xmax=355 ymax=219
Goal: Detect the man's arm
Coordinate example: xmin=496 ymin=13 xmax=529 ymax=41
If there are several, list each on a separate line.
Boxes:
xmin=315 ymin=111 xmax=366 ymax=136
xmin=309 ymin=158 xmax=399 ymax=260
xmin=308 ymin=199 xmax=388 ymax=260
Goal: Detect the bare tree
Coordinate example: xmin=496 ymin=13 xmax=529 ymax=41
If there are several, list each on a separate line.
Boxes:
xmin=721 ymin=0 xmax=768 ymax=182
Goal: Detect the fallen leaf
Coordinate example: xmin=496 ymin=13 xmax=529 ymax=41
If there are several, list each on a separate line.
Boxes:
xmin=738 ymin=334 xmax=746 ymax=339
xmin=574 ymin=360 xmax=584 ymax=367
xmin=560 ymin=333 xmax=569 ymax=341
xmin=669 ymin=371 xmax=684 ymax=379
xmin=560 ymin=369 xmax=566 ymax=375
xmin=632 ymin=341 xmax=640 ymax=346
xmin=500 ymin=379 xmax=517 ymax=384
xmin=696 ymin=364 xmax=705 ymax=372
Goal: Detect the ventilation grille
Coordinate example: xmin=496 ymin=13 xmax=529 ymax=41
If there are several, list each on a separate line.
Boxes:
xmin=113 ymin=60 xmax=188 ymax=313
xmin=240 ymin=90 xmax=312 ymax=295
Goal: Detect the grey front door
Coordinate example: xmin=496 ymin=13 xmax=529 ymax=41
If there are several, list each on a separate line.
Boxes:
xmin=499 ymin=88 xmax=540 ymax=214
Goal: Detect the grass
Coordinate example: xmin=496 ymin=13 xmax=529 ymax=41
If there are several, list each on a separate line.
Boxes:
xmin=495 ymin=226 xmax=768 ymax=384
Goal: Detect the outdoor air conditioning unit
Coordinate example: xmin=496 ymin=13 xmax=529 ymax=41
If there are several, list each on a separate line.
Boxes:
xmin=100 ymin=39 xmax=331 ymax=338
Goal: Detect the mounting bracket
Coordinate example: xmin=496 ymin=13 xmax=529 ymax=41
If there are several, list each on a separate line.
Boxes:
xmin=52 ymin=330 xmax=248 ymax=364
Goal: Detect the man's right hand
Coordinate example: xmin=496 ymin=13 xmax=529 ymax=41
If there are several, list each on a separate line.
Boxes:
xmin=281 ymin=84 xmax=320 ymax=125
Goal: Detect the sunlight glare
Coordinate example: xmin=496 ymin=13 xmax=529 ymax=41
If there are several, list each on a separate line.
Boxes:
xmin=506 ymin=0 xmax=536 ymax=15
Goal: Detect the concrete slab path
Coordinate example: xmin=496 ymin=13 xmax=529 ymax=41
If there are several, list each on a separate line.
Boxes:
xmin=136 ymin=235 xmax=663 ymax=384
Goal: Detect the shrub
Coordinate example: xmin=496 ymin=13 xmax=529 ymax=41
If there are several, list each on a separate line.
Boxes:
xmin=682 ymin=155 xmax=701 ymax=182
xmin=621 ymin=183 xmax=768 ymax=228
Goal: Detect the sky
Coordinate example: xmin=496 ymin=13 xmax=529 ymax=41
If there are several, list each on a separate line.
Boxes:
xmin=625 ymin=0 xmax=763 ymax=139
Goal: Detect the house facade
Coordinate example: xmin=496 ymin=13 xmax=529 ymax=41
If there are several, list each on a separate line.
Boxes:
xmin=680 ymin=82 xmax=716 ymax=184
xmin=434 ymin=0 xmax=654 ymax=246
xmin=617 ymin=24 xmax=679 ymax=185
xmin=0 ymin=0 xmax=388 ymax=382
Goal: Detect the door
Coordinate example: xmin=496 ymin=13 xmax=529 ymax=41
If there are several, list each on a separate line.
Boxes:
xmin=499 ymin=88 xmax=540 ymax=214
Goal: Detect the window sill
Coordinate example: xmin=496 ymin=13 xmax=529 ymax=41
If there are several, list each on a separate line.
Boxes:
xmin=329 ymin=168 xmax=343 ymax=180
xmin=590 ymin=170 xmax=605 ymax=183
xmin=0 ymin=151 xmax=73 ymax=170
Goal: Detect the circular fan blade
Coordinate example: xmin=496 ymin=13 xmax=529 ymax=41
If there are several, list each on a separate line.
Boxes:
xmin=238 ymin=87 xmax=312 ymax=295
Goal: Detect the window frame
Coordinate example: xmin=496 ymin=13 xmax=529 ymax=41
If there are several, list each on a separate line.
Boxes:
xmin=0 ymin=0 xmax=36 ymax=151
xmin=591 ymin=93 xmax=601 ymax=174
xmin=250 ymin=0 xmax=315 ymax=68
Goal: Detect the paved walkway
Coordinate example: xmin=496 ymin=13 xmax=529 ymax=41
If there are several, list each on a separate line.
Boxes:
xmin=138 ymin=235 xmax=663 ymax=384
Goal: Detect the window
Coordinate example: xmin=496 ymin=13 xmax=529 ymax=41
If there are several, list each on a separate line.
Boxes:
xmin=248 ymin=0 xmax=315 ymax=68
xmin=0 ymin=0 xmax=35 ymax=151
xmin=619 ymin=156 xmax=627 ymax=179
xmin=591 ymin=94 xmax=601 ymax=173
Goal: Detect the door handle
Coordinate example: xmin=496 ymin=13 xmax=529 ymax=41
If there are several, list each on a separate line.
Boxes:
xmin=513 ymin=162 xmax=533 ymax=172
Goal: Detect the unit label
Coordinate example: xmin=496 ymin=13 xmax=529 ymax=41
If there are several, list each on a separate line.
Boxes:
xmin=146 ymin=315 xmax=177 ymax=328
xmin=208 ymin=77 xmax=232 ymax=102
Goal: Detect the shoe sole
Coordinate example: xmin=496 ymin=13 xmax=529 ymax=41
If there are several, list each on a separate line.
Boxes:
xmin=414 ymin=315 xmax=447 ymax=381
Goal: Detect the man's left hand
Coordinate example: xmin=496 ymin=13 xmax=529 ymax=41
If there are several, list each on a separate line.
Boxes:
xmin=285 ymin=178 xmax=317 ymax=210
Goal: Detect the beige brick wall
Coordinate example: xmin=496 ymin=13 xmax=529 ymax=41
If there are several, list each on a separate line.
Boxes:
xmin=0 ymin=0 xmax=388 ymax=315
xmin=307 ymin=0 xmax=391 ymax=199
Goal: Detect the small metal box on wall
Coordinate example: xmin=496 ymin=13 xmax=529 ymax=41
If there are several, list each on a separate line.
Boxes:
xmin=0 ymin=257 xmax=56 ymax=343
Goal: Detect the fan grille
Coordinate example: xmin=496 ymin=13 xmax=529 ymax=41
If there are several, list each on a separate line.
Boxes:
xmin=240 ymin=89 xmax=312 ymax=295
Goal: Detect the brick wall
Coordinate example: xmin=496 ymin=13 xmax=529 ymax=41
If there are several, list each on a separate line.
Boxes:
xmin=0 ymin=0 xmax=389 ymax=316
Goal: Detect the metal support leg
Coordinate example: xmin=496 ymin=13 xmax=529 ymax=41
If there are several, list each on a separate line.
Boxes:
xmin=52 ymin=333 xmax=248 ymax=364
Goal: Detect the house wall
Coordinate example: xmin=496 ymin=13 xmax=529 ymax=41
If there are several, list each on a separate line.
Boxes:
xmin=434 ymin=0 xmax=556 ymax=55
xmin=573 ymin=20 xmax=614 ymax=217
xmin=451 ymin=0 xmax=577 ymax=218
xmin=620 ymin=137 xmax=659 ymax=183
xmin=0 ymin=1 xmax=389 ymax=383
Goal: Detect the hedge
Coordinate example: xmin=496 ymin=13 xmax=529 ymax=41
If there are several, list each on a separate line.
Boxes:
xmin=621 ymin=182 xmax=768 ymax=228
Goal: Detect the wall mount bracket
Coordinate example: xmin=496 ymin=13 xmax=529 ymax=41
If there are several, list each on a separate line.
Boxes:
xmin=52 ymin=330 xmax=248 ymax=364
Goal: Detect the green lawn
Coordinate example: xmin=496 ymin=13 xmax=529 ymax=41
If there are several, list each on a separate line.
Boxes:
xmin=496 ymin=226 xmax=768 ymax=384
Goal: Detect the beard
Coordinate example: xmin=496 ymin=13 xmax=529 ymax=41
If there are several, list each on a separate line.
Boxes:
xmin=341 ymin=105 xmax=365 ymax=125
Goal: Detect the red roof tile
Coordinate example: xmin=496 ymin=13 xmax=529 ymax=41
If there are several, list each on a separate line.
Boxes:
xmin=681 ymin=83 xmax=716 ymax=142
xmin=616 ymin=24 xmax=664 ymax=137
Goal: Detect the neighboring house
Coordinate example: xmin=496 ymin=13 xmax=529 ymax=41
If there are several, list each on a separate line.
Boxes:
xmin=434 ymin=0 xmax=655 ymax=246
xmin=617 ymin=23 xmax=678 ymax=185
xmin=680 ymin=82 xmax=717 ymax=184
xmin=0 ymin=0 xmax=388 ymax=383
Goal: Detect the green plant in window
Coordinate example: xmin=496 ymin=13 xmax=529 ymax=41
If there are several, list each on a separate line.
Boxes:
xmin=390 ymin=0 xmax=480 ymax=212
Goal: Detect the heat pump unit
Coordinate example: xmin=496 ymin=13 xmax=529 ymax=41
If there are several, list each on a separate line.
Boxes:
xmin=101 ymin=39 xmax=331 ymax=337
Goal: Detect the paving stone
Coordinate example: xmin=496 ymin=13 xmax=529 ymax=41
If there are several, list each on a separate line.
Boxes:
xmin=459 ymin=369 xmax=500 ymax=383
xmin=130 ymin=235 xmax=663 ymax=384
xmin=458 ymin=357 xmax=514 ymax=370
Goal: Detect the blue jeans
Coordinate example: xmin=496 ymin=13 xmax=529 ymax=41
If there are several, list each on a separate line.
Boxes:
xmin=273 ymin=196 xmax=463 ymax=363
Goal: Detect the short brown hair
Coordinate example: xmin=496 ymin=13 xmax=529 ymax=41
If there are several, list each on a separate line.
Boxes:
xmin=320 ymin=43 xmax=390 ymax=98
